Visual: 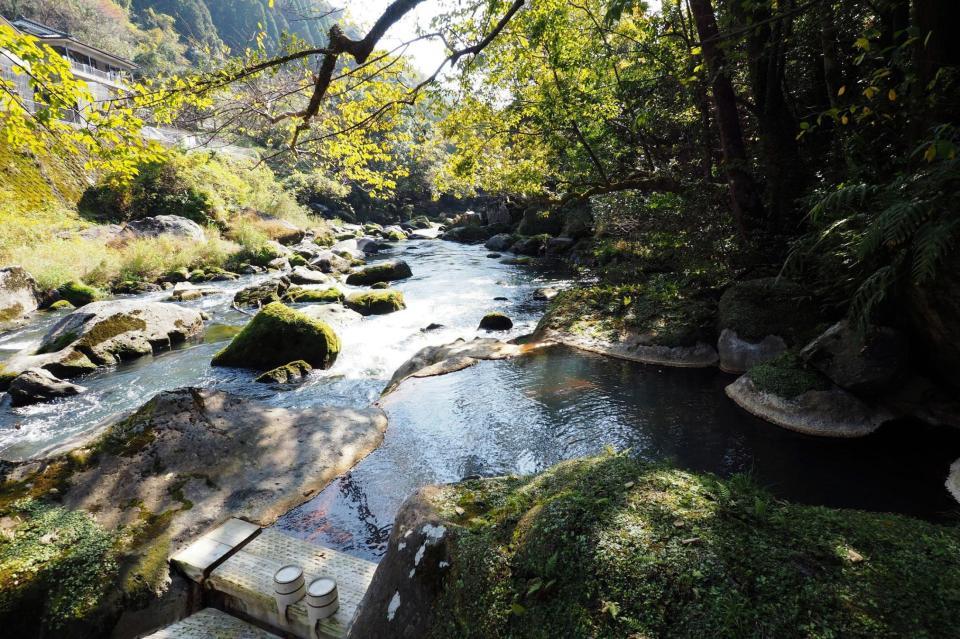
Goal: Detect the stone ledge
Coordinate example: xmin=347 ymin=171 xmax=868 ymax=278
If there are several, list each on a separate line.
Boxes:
xmin=142 ymin=607 xmax=281 ymax=638
xmin=725 ymin=375 xmax=889 ymax=438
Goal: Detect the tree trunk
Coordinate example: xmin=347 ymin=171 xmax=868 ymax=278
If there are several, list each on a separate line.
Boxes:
xmin=687 ymin=0 xmax=765 ymax=242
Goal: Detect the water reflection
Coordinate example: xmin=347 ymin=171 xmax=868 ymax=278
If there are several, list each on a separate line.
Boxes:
xmin=276 ymin=346 xmax=960 ymax=561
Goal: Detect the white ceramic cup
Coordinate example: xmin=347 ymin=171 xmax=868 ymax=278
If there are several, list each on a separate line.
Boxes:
xmin=273 ymin=565 xmax=306 ymax=620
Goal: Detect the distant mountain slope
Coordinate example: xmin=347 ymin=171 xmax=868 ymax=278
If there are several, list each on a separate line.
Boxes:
xmin=132 ymin=0 xmax=341 ymax=54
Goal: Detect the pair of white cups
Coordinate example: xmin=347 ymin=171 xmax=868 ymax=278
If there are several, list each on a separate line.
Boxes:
xmin=273 ymin=565 xmax=339 ymax=627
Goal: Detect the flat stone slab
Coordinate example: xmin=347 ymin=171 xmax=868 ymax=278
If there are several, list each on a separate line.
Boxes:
xmin=172 ymin=518 xmax=261 ymax=581
xmin=208 ymin=529 xmax=377 ymax=639
xmin=143 ymin=608 xmax=281 ymax=638
xmin=543 ymin=329 xmax=719 ymax=368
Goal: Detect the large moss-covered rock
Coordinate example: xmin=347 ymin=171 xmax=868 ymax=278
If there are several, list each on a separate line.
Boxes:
xmin=345 ymin=260 xmax=413 ymax=285
xmin=800 ymin=320 xmax=906 ymax=395
xmin=211 ymin=302 xmax=340 ymax=370
xmin=4 ymin=301 xmax=205 ymax=378
xmin=57 ymin=280 xmax=105 ymax=308
xmin=0 ymin=266 xmax=40 ymax=326
xmin=352 ymin=454 xmax=960 ymax=639
xmin=346 ymin=290 xmax=406 ymax=316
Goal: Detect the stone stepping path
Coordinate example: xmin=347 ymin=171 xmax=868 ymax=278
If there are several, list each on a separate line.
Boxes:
xmin=171 ymin=519 xmax=378 ymax=639
xmin=143 ymin=608 xmax=280 ymax=638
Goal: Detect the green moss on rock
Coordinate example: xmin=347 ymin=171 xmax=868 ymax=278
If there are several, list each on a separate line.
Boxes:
xmin=747 ymin=351 xmax=832 ymax=398
xmin=718 ymin=278 xmax=820 ymax=344
xmin=288 ymin=254 xmax=308 ymax=267
xmin=423 ymin=454 xmax=960 ymax=639
xmin=255 ymin=360 xmax=313 ymax=384
xmin=345 ymin=260 xmax=413 ymax=285
xmin=345 ymin=290 xmax=406 ymax=316
xmin=48 ymin=300 xmax=75 ymax=312
xmin=282 ymin=286 xmax=344 ymax=304
xmin=211 ymin=302 xmax=340 ymax=370
xmin=57 ymin=281 xmax=104 ymax=307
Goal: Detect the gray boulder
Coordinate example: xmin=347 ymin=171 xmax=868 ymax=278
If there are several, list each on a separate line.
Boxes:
xmin=6 ymin=301 xmax=204 ymax=378
xmin=533 ymin=287 xmax=559 ymax=301
xmin=356 ymin=237 xmax=381 ymax=254
xmin=484 ymin=233 xmax=514 ymax=252
xmin=288 ymin=266 xmax=331 ymax=286
xmin=234 ymin=279 xmax=290 ymax=308
xmin=512 ymin=236 xmax=547 ymax=256
xmin=331 ymin=238 xmax=366 ymax=261
xmin=486 ymin=200 xmax=512 ymax=226
xmin=8 ymin=368 xmax=85 ymax=407
xmin=310 ymin=250 xmax=353 ymax=274
xmin=718 ymin=329 xmax=788 ymax=374
xmin=546 ymin=237 xmax=575 ymax=254
xmin=125 ymin=215 xmax=205 ymax=242
xmin=0 ymin=266 xmax=41 ymax=326
xmin=800 ymin=320 xmax=906 ymax=395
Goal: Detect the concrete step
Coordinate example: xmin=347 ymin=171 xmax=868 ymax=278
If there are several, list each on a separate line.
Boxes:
xmin=142 ymin=608 xmax=281 ymax=638
xmin=208 ymin=529 xmax=378 ymax=639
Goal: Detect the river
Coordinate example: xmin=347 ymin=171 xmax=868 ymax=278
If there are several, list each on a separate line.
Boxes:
xmin=2 ymin=238 xmax=958 ymax=562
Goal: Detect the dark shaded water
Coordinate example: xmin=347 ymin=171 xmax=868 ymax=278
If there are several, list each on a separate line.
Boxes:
xmin=276 ymin=345 xmax=960 ymax=561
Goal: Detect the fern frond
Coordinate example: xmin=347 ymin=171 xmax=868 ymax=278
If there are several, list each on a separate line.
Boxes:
xmin=810 ymin=183 xmax=879 ymax=223
xmin=848 ymin=261 xmax=901 ymax=329
xmin=911 ymin=217 xmax=960 ymax=284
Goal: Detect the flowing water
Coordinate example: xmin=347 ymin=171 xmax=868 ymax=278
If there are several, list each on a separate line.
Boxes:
xmin=2 ymin=239 xmax=958 ymax=563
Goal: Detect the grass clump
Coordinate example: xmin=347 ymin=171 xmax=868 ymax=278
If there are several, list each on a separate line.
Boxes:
xmin=346 ymin=290 xmax=406 ymax=315
xmin=425 ymin=453 xmax=960 ymax=639
xmin=212 ymin=302 xmax=340 ymax=370
xmin=747 ymin=352 xmax=832 ymax=398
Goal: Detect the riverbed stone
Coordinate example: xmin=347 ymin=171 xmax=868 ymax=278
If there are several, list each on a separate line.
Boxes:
xmin=384 ymin=338 xmax=531 ymax=394
xmin=718 ymin=328 xmax=788 ymax=374
xmin=125 ymin=215 xmax=205 ymax=242
xmin=345 ymin=259 xmax=413 ymax=285
xmin=479 ymin=312 xmax=513 ymax=331
xmin=409 ymin=226 xmax=442 ymax=240
xmin=0 ymin=266 xmax=41 ymax=326
xmin=331 ymin=238 xmax=366 ymax=261
xmin=6 ymin=300 xmax=205 ymax=378
xmin=346 ymin=290 xmax=406 ymax=316
xmin=310 ymin=250 xmax=353 ymax=274
xmin=212 ymin=302 xmax=340 ymax=370
xmin=725 ymin=375 xmax=889 ymax=437
xmin=512 ymin=235 xmax=548 ymax=256
xmin=546 ymin=237 xmax=575 ymax=254
xmin=8 ymin=368 xmax=86 ymax=407
xmin=233 ymin=278 xmax=290 ymax=308
xmin=57 ymin=280 xmax=105 ymax=307
xmin=300 ymin=304 xmax=363 ymax=327
xmin=484 ymin=233 xmax=515 ymax=252
xmin=357 ymin=237 xmax=381 ymax=254
xmin=533 ymin=287 xmax=559 ymax=301
xmin=800 ymin=320 xmax=906 ymax=395
xmin=282 ymin=286 xmax=344 ymax=304
xmin=288 ymin=265 xmax=331 ymax=285
xmin=442 ymin=225 xmax=491 ymax=244
xmin=255 ymin=360 xmax=313 ymax=384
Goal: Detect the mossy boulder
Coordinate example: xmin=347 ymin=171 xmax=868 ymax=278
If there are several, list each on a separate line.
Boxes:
xmin=288 ymin=254 xmax=308 ymax=267
xmin=57 ymin=280 xmax=104 ymax=307
xmin=211 ymin=302 xmax=340 ymax=370
xmin=282 ymin=287 xmax=344 ymax=304
xmin=385 ymin=229 xmax=406 ymax=242
xmin=352 ymin=454 xmax=960 ymax=639
xmin=370 ymin=281 xmax=389 ymax=290
xmin=233 ymin=279 xmax=290 ymax=308
xmin=718 ymin=278 xmax=819 ymax=344
xmin=255 ymin=360 xmax=313 ymax=384
xmin=345 ymin=259 xmax=413 ymax=285
xmin=747 ymin=352 xmax=832 ymax=398
xmin=441 ymin=225 xmax=491 ymax=244
xmin=346 ymin=290 xmax=406 ymax=316
xmin=478 ymin=312 xmax=513 ymax=331
xmin=48 ymin=299 xmax=75 ymax=311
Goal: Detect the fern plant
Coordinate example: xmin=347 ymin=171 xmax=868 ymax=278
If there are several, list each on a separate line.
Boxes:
xmin=787 ymin=125 xmax=960 ymax=327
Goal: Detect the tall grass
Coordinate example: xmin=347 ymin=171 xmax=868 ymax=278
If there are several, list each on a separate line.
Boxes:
xmin=3 ymin=230 xmax=241 ymax=291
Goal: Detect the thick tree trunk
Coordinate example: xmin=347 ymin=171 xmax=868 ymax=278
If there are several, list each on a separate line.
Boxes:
xmin=687 ymin=0 xmax=765 ymax=242
xmin=732 ymin=0 xmax=804 ymax=236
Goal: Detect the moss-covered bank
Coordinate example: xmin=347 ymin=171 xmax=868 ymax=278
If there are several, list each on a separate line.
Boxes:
xmin=404 ymin=454 xmax=960 ymax=638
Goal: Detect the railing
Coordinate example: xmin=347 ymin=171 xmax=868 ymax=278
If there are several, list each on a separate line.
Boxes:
xmin=69 ymin=61 xmax=125 ymax=85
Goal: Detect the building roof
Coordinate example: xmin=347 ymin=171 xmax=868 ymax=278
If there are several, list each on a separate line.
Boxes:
xmin=9 ymin=16 xmax=137 ymax=71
